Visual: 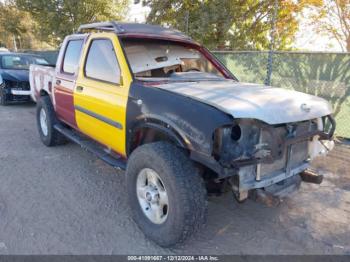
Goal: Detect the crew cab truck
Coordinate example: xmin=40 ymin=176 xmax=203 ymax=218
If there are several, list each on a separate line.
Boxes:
xmin=30 ymin=22 xmax=336 ymax=247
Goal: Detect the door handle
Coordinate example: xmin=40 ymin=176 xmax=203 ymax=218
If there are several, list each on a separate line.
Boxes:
xmin=76 ymin=86 xmax=84 ymax=92
xmin=56 ymin=79 xmax=61 ymax=85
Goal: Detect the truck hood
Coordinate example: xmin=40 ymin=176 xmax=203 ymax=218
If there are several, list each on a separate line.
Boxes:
xmin=154 ymin=80 xmax=333 ymax=125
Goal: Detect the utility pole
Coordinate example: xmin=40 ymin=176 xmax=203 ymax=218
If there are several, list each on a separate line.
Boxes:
xmin=265 ymin=0 xmax=278 ymax=86
xmin=185 ymin=10 xmax=189 ymax=35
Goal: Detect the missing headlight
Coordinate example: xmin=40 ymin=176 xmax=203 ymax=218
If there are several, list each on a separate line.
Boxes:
xmin=231 ymin=125 xmax=241 ymax=141
xmin=213 ymin=120 xmax=260 ymax=166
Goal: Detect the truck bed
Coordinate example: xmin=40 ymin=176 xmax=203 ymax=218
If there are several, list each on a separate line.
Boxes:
xmin=29 ymin=64 xmax=56 ymax=103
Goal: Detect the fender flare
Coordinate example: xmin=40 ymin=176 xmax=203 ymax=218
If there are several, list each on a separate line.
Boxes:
xmin=127 ymin=115 xmax=193 ymax=156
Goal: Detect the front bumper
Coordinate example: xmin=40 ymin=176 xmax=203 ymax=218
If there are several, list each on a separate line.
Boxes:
xmin=239 ymin=162 xmax=309 ymax=190
xmin=4 ymin=80 xmax=31 ymax=94
xmin=10 ymin=89 xmax=31 ymax=96
xmin=2 ymin=80 xmax=31 ymax=101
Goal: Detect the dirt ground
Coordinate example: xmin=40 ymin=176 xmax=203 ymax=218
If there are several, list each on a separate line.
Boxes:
xmin=0 ymin=103 xmax=349 ymax=255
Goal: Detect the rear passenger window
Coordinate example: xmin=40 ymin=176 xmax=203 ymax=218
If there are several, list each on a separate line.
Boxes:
xmin=62 ymin=40 xmax=83 ymax=74
xmin=84 ymin=39 xmax=120 ymax=84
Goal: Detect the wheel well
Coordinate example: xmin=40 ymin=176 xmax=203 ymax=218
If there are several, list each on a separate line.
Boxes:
xmin=40 ymin=90 xmax=49 ymax=96
xmin=128 ymin=124 xmax=222 ymax=187
xmin=128 ymin=125 xmax=187 ymax=156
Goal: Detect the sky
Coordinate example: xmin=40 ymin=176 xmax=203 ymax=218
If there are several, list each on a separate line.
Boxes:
xmin=128 ymin=2 xmax=343 ymax=52
xmin=129 ymin=1 xmax=151 ymax=23
xmin=293 ymin=8 xmax=342 ymax=52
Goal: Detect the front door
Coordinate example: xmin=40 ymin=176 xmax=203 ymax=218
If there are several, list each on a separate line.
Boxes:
xmin=74 ymin=33 xmax=133 ymax=157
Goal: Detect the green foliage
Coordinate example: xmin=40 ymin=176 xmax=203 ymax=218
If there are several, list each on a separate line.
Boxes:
xmin=0 ymin=2 xmax=46 ymax=50
xmin=144 ymin=0 xmax=318 ymax=50
xmin=15 ymin=0 xmax=129 ymax=46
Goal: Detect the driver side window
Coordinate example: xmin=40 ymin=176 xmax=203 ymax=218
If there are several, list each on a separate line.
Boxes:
xmin=84 ymin=39 xmax=121 ymax=84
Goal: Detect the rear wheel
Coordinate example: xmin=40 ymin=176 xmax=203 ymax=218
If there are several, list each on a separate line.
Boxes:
xmin=36 ymin=96 xmax=67 ymax=146
xmin=126 ymin=142 xmax=207 ymax=247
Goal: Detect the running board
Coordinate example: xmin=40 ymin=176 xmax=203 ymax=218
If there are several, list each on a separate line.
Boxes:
xmin=54 ymin=124 xmax=126 ymax=170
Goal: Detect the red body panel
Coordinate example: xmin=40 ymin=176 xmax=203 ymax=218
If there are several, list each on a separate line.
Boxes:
xmin=54 ymin=81 xmax=76 ymax=127
xmin=53 ymin=35 xmax=87 ymax=128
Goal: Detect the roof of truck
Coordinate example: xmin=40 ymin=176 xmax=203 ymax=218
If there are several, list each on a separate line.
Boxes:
xmin=77 ymin=21 xmax=196 ymax=44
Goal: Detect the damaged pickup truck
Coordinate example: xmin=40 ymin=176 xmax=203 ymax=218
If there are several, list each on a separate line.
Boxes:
xmin=29 ymin=22 xmax=335 ymax=247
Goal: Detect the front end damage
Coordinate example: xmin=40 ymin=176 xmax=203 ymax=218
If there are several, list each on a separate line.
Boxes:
xmin=212 ymin=115 xmax=335 ymax=201
xmin=3 ymin=80 xmax=32 ymax=102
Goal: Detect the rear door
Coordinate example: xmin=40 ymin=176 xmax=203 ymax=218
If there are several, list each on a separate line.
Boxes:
xmin=74 ymin=32 xmax=133 ymax=157
xmin=55 ymin=36 xmax=84 ymax=127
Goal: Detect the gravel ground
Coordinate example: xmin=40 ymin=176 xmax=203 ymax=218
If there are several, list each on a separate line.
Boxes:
xmin=0 ymin=103 xmax=349 ymax=255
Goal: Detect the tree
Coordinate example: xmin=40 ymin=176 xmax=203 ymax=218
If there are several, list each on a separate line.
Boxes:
xmin=15 ymin=0 xmax=129 ymax=47
xmin=309 ymin=0 xmax=350 ymax=52
xmin=143 ymin=0 xmax=319 ymax=50
xmin=0 ymin=2 xmax=46 ymax=50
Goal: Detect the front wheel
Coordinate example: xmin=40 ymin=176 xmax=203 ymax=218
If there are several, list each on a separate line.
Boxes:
xmin=126 ymin=142 xmax=207 ymax=247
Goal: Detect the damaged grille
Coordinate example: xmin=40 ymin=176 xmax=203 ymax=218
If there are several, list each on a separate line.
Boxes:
xmin=259 ymin=120 xmax=316 ymax=177
xmin=5 ymin=80 xmax=30 ymax=90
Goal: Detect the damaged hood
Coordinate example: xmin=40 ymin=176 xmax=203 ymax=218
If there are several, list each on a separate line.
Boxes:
xmin=154 ymin=80 xmax=333 ymax=125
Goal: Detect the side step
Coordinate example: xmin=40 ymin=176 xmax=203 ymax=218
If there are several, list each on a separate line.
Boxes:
xmin=54 ymin=124 xmax=127 ymax=170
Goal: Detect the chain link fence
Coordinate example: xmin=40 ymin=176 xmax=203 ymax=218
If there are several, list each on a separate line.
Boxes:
xmin=214 ymin=51 xmax=350 ymax=138
xmin=26 ymin=50 xmax=350 ymax=138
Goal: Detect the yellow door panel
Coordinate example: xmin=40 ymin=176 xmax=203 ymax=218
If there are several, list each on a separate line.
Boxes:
xmin=74 ymin=32 xmax=133 ymax=156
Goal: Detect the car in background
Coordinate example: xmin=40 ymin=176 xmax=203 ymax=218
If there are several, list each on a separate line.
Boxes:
xmin=0 ymin=53 xmax=49 ymax=105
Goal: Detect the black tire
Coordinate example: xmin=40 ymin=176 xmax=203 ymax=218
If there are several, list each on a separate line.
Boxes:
xmin=0 ymin=87 xmax=7 ymax=106
xmin=36 ymin=96 xmax=67 ymax=146
xmin=126 ymin=142 xmax=207 ymax=247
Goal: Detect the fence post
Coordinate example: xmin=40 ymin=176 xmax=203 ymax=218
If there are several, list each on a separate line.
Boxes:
xmin=265 ymin=0 xmax=278 ymax=86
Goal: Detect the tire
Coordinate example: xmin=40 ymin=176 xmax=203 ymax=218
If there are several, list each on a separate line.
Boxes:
xmin=0 ymin=87 xmax=7 ymax=106
xmin=126 ymin=142 xmax=207 ymax=247
xmin=36 ymin=96 xmax=67 ymax=146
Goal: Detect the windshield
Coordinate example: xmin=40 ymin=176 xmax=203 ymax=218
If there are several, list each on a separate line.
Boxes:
xmin=1 ymin=55 xmax=49 ymax=70
xmin=122 ymin=39 xmax=225 ymax=80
